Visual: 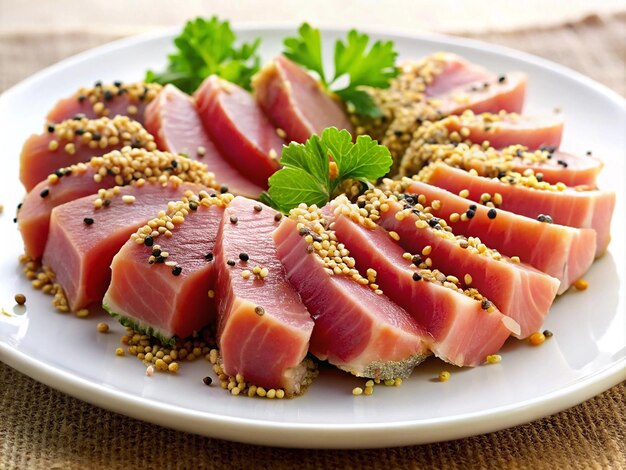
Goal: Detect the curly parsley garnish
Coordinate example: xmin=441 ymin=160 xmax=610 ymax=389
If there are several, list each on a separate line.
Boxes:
xmin=145 ymin=17 xmax=261 ymax=93
xmin=261 ymin=127 xmax=392 ymax=213
xmin=283 ymin=23 xmax=399 ymax=117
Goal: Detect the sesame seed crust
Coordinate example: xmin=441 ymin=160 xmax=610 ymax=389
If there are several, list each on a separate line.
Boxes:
xmin=72 ymin=82 xmax=162 ymax=118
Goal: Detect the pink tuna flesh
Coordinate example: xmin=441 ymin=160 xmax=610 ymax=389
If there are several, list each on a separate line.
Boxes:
xmin=43 ymin=181 xmax=204 ymax=311
xmin=424 ymin=164 xmax=615 ymax=257
xmin=273 ymin=217 xmax=430 ymax=379
xmin=195 ymin=76 xmax=283 ymax=188
xmin=103 ymin=200 xmax=224 ymax=341
xmin=406 ymin=180 xmax=596 ymax=294
xmin=254 ymin=55 xmax=354 ymax=143
xmin=332 ymin=211 xmax=518 ymax=366
xmin=377 ymin=197 xmax=559 ymax=338
xmin=214 ymin=196 xmax=314 ymax=395
xmin=144 ymin=84 xmax=263 ymax=198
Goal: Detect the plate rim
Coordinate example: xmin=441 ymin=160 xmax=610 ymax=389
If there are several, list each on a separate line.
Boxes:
xmin=0 ymin=25 xmax=625 ymax=449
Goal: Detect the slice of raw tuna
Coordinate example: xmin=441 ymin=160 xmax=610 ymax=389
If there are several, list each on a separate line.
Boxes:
xmin=511 ymin=150 xmax=603 ymax=188
xmin=20 ymin=115 xmax=157 ymax=191
xmin=253 ymin=56 xmax=354 ymax=143
xmin=46 ymin=81 xmax=162 ymax=125
xmin=399 ymin=118 xmax=601 ymax=186
xmin=103 ymin=191 xmax=232 ymax=343
xmin=423 ymin=164 xmax=615 ymax=256
xmin=214 ymin=196 xmax=314 ymax=395
xmin=18 ymin=147 xmax=218 ymax=259
xmin=367 ymin=188 xmax=559 ymax=338
xmin=195 ymin=76 xmax=283 ymax=188
xmin=404 ymin=180 xmax=596 ymax=294
xmin=330 ymin=202 xmax=518 ymax=366
xmin=443 ymin=110 xmax=564 ymax=150
xmin=144 ymin=84 xmax=263 ymax=198
xmin=42 ymin=180 xmax=204 ymax=311
xmin=423 ymin=53 xmax=494 ymax=97
xmin=432 ymin=71 xmax=527 ymax=116
xmin=273 ymin=207 xmax=430 ymax=379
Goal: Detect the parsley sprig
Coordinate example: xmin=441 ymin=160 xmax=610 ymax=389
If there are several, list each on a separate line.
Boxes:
xmin=283 ymin=24 xmax=399 ymax=117
xmin=145 ymin=17 xmax=261 ymax=93
xmin=261 ymin=127 xmax=392 ymax=213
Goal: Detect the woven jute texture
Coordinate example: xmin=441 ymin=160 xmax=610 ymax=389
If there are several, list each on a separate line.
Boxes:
xmin=1 ymin=13 xmax=625 ymax=470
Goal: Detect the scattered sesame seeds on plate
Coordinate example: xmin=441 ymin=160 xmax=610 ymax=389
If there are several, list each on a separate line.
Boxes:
xmin=0 ymin=27 xmax=625 ymax=449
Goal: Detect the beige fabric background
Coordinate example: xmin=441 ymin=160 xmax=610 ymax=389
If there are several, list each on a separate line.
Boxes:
xmin=0 ymin=5 xmax=625 ymax=469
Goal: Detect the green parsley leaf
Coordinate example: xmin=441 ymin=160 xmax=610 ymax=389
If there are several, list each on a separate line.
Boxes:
xmin=265 ymin=127 xmax=392 ymax=213
xmin=282 ymin=25 xmax=399 ymax=116
xmin=145 ymin=17 xmax=261 ymax=93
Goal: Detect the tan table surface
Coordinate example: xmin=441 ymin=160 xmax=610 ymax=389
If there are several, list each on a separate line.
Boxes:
xmin=1 ymin=8 xmax=625 ymax=470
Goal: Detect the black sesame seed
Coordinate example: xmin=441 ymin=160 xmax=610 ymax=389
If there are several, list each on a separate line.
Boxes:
xmin=144 ymin=236 xmax=153 ymax=247
xmin=466 ymin=209 xmax=475 ymax=219
xmin=481 ymin=299 xmax=491 ymax=310
xmin=274 ymin=213 xmax=283 ymax=222
xmin=357 ymin=200 xmax=366 ymax=208
xmin=428 ymin=218 xmax=439 ymax=228
xmin=202 ymin=376 xmax=213 ymax=386
xmin=220 ymin=185 xmax=229 ymax=194
xmin=103 ymin=90 xmax=113 ymax=101
xmin=253 ymin=204 xmax=263 ymax=212
xmin=75 ymin=128 xmax=84 ymax=136
xmin=412 ymin=272 xmax=422 ymax=281
xmin=40 ymin=188 xmax=49 ymax=198
xmin=537 ymin=214 xmax=553 ymax=224
xmin=17 ymin=202 xmax=22 ymax=210
xmin=47 ymin=124 xmax=55 ymax=133
xmin=92 ymin=132 xmax=101 ymax=141
xmin=94 ymin=80 xmax=102 ymax=87
xmin=229 ymin=215 xmax=238 ymax=224
xmin=498 ymin=74 xmax=506 ymax=83
xmin=412 ymin=254 xmax=422 ymax=266
xmin=557 ymin=159 xmax=568 ymax=168
xmin=586 ymin=150 xmax=592 ymax=156
xmin=239 ymin=252 xmax=249 ymax=262
xmin=227 ymin=259 xmax=236 ymax=266
xmin=103 ymin=199 xmax=112 ymax=207
xmin=13 ymin=217 xmax=17 ymax=223
xmin=543 ymin=329 xmax=553 ymax=338
xmin=189 ymin=202 xmax=198 ymax=211
xmin=78 ymin=95 xmax=86 ymax=103
xmin=172 ymin=265 xmax=182 ymax=276
xmin=156 ymin=256 xmax=165 ymax=263
xmin=469 ymin=204 xmax=477 ymax=211
xmin=254 ymin=306 xmax=265 ymax=316
xmin=83 ymin=217 xmax=94 ymax=225
xmin=393 ymin=130 xmax=403 ymax=137
xmin=487 ymin=209 xmax=497 ymax=219
xmin=73 ymin=113 xmax=85 ymax=121
xmin=152 ymin=248 xmax=161 ymax=257
xmin=498 ymin=171 xmax=507 ymax=179
xmin=204 ymin=252 xmax=214 ymax=261
xmin=171 ymin=160 xmax=178 ymax=168
xmin=113 ymin=80 xmax=123 ymax=87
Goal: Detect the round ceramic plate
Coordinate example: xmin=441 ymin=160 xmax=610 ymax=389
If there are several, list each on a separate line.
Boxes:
xmin=0 ymin=27 xmax=624 ymax=449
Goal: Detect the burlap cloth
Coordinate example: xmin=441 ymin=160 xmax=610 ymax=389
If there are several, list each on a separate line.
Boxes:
xmin=1 ymin=13 xmax=625 ymax=470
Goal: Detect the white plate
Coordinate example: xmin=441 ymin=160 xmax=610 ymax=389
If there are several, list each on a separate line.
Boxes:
xmin=0 ymin=27 xmax=625 ymax=449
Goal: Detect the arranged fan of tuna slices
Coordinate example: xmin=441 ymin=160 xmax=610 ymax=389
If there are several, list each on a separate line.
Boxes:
xmin=195 ymin=76 xmax=283 ymax=188
xmin=442 ymin=110 xmax=564 ymax=150
xmin=399 ymin=114 xmax=598 ymax=186
xmin=330 ymin=200 xmax=519 ymax=366
xmin=273 ymin=207 xmax=430 ymax=379
xmin=253 ymin=55 xmax=354 ymax=143
xmin=367 ymin=189 xmax=559 ymax=338
xmin=18 ymin=147 xmax=217 ymax=259
xmin=144 ymin=84 xmax=263 ymax=198
xmin=103 ymin=191 xmax=232 ymax=343
xmin=423 ymin=164 xmax=615 ymax=256
xmin=43 ymin=180 xmax=204 ymax=312
xmin=404 ymin=180 xmax=596 ymax=294
xmin=20 ymin=115 xmax=157 ymax=192
xmin=46 ymin=82 xmax=162 ymax=125
xmin=214 ymin=197 xmax=314 ymax=395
